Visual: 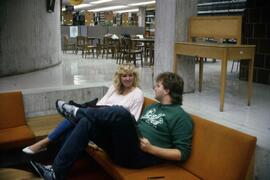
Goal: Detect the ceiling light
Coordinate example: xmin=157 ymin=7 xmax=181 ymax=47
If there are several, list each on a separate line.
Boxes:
xmin=114 ymin=8 xmax=139 ymax=14
xmin=91 ymin=0 xmax=113 ymax=5
xmin=74 ymin=4 xmax=92 ymax=10
xmin=69 ymin=0 xmax=84 ymax=6
xmin=129 ymin=1 xmax=155 ymax=6
xmin=90 ymin=5 xmax=127 ymax=12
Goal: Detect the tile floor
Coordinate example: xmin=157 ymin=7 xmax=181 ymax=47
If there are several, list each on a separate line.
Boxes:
xmin=0 ymin=53 xmax=269 ymax=151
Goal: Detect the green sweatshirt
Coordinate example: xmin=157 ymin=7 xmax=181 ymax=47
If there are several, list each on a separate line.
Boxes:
xmin=137 ymin=103 xmax=193 ymax=161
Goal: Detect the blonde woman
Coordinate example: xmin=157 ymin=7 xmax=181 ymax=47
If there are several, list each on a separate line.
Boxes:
xmin=23 ymin=64 xmax=144 ymax=154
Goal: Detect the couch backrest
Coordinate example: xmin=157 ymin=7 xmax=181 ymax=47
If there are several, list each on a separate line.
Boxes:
xmin=0 ymin=91 xmax=27 ymax=129
xmin=142 ymin=96 xmax=157 ymax=111
xmin=182 ymin=114 xmax=257 ymax=180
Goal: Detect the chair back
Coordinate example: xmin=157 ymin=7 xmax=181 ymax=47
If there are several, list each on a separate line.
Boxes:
xmin=63 ymin=35 xmax=68 ymax=45
xmin=76 ymin=36 xmax=86 ymax=47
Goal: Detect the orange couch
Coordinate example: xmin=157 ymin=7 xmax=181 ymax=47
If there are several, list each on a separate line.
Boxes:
xmin=0 ymin=91 xmax=35 ymax=150
xmin=86 ymin=97 xmax=257 ymax=180
xmin=0 ymin=91 xmax=256 ymax=179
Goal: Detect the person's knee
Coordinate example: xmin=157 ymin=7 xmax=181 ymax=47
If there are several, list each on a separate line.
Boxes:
xmin=111 ymin=106 xmax=130 ymax=118
xmin=77 ymin=117 xmax=90 ymax=126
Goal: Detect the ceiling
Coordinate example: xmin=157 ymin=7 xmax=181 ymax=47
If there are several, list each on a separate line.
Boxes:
xmin=62 ymin=0 xmax=155 ymax=12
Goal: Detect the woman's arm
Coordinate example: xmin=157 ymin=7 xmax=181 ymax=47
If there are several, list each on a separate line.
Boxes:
xmin=96 ymin=85 xmax=114 ymax=106
xmin=140 ymin=137 xmax=181 ymax=161
xmin=128 ymin=89 xmax=144 ymax=120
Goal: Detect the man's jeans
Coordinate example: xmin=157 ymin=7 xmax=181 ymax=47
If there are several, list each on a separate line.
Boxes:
xmin=52 ymin=106 xmax=163 ymax=179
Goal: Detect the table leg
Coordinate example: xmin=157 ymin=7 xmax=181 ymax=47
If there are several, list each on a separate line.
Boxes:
xmin=220 ymin=58 xmax=228 ymax=112
xmin=173 ymin=53 xmax=177 ymax=73
xmin=248 ymin=55 xmax=255 ymax=106
xmin=199 ymin=57 xmax=204 ymax=92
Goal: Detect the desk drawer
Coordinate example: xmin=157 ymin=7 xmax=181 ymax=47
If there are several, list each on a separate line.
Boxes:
xmin=228 ymin=47 xmax=255 ymax=59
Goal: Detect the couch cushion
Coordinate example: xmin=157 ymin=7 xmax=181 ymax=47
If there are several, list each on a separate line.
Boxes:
xmin=0 ymin=126 xmax=35 ymax=149
xmin=86 ymin=147 xmax=200 ymax=180
xmin=124 ymin=164 xmax=200 ymax=180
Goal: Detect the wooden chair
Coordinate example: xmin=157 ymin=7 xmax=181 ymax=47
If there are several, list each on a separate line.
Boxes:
xmin=145 ymin=42 xmax=154 ymax=66
xmin=84 ymin=37 xmax=99 ymax=59
xmin=63 ymin=35 xmax=75 ymax=54
xmin=75 ymin=36 xmax=86 ymax=57
xmin=0 ymin=91 xmax=35 ymax=150
xmin=115 ymin=37 xmax=128 ymax=64
xmin=97 ymin=36 xmax=115 ymax=59
xmin=121 ymin=38 xmax=143 ymax=66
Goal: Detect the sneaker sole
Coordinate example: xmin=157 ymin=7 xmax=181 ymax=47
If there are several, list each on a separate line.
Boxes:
xmin=29 ymin=161 xmax=43 ymax=178
xmin=55 ymin=99 xmax=66 ymax=117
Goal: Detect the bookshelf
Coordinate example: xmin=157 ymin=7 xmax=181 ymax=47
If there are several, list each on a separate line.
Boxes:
xmin=145 ymin=9 xmax=155 ymax=37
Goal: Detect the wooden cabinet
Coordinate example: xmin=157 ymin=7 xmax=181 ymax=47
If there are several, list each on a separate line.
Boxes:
xmin=84 ymin=11 xmax=94 ymax=26
xmin=122 ymin=13 xmax=129 ymax=25
xmin=62 ymin=11 xmax=73 ymax=25
xmin=145 ymin=9 xmax=155 ymax=37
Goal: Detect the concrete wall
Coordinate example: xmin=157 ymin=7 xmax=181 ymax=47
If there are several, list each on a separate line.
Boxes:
xmin=0 ymin=0 xmax=61 ymax=77
xmin=22 ymin=86 xmax=108 ymax=118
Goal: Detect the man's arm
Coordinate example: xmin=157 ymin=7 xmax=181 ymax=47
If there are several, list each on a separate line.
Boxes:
xmin=140 ymin=137 xmax=181 ymax=161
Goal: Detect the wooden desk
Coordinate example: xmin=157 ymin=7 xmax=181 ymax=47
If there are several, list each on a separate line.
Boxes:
xmin=174 ymin=42 xmax=255 ymax=111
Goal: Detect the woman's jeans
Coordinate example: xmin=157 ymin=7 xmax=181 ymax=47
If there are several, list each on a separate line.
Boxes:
xmin=52 ymin=106 xmax=163 ymax=180
xmin=48 ymin=119 xmax=74 ymax=141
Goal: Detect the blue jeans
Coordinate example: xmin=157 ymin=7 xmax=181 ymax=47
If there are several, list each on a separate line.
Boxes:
xmin=48 ymin=119 xmax=74 ymax=141
xmin=52 ymin=106 xmax=163 ymax=179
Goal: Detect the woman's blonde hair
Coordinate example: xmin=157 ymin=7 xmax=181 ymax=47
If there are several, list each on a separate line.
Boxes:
xmin=113 ymin=64 xmax=139 ymax=94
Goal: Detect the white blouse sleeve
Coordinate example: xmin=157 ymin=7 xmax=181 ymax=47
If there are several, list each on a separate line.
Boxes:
xmin=129 ymin=89 xmax=144 ymax=121
xmin=96 ymin=85 xmax=115 ymax=106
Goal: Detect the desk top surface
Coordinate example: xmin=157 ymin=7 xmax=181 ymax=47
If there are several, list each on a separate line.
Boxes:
xmin=131 ymin=38 xmax=154 ymax=42
xmin=175 ymin=42 xmax=256 ymax=48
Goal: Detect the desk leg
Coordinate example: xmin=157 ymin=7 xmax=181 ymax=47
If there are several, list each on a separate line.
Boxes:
xmin=248 ymin=56 xmax=254 ymax=106
xmin=220 ymin=58 xmax=228 ymax=112
xmin=199 ymin=57 xmax=204 ymax=92
xmin=173 ymin=53 xmax=178 ymax=73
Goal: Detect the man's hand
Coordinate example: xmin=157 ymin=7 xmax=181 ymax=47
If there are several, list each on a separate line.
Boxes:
xmin=140 ymin=137 xmax=152 ymax=153
xmin=139 ymin=137 xmax=181 ymax=161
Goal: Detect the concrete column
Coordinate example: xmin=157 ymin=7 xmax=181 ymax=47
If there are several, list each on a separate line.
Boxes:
xmin=138 ymin=7 xmax=146 ymax=27
xmin=154 ymin=0 xmax=197 ymax=92
xmin=0 ymin=0 xmax=61 ymax=77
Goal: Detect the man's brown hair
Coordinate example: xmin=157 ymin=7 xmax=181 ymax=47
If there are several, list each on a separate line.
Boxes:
xmin=156 ymin=72 xmax=184 ymax=105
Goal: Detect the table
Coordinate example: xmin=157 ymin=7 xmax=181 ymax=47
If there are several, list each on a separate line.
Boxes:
xmin=174 ymin=42 xmax=256 ymax=111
